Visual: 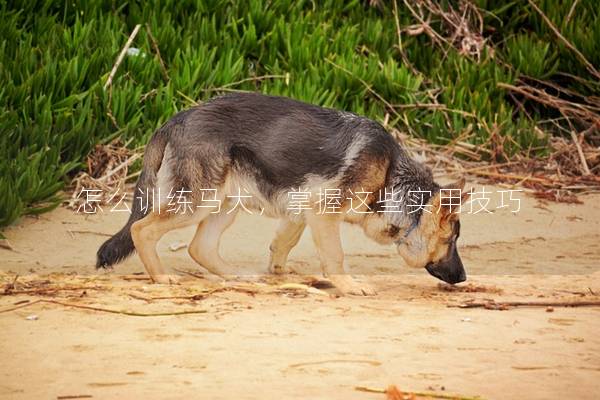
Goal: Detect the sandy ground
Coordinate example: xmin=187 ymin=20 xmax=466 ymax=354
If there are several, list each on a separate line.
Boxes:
xmin=1 ymin=185 xmax=599 ymax=399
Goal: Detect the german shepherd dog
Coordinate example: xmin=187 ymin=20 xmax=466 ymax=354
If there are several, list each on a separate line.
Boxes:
xmin=97 ymin=93 xmax=468 ymax=295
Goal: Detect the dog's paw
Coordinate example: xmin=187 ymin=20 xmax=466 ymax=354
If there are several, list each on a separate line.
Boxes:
xmin=329 ymin=275 xmax=376 ymax=296
xmin=268 ymin=262 xmax=292 ymax=275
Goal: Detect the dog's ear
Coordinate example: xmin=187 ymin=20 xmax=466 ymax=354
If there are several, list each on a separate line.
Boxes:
xmin=447 ymin=177 xmax=470 ymax=204
xmin=431 ymin=178 xmax=469 ymax=223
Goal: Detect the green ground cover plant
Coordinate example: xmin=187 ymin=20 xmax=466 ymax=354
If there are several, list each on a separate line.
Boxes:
xmin=1 ymin=0 xmax=598 ymax=226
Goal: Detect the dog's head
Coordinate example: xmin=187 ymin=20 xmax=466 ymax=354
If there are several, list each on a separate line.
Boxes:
xmin=395 ymin=179 xmax=469 ymax=284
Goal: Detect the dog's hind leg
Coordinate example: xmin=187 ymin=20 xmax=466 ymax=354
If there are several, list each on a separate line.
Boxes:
xmin=306 ymin=212 xmax=376 ymax=296
xmin=188 ymin=210 xmax=240 ymax=278
xmin=268 ymin=218 xmax=305 ymax=274
xmin=131 ymin=210 xmax=210 ymax=284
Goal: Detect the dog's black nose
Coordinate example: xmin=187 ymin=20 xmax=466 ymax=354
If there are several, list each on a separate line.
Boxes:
xmin=450 ymin=269 xmax=467 ymax=284
xmin=425 ymin=261 xmax=466 ymax=284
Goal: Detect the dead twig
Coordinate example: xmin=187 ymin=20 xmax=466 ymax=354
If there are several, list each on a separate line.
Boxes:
xmin=0 ymin=299 xmax=207 ymax=317
xmin=67 ymin=229 xmax=113 ymax=237
xmin=393 ymin=102 xmax=477 ymax=119
xmin=199 ymin=74 xmax=289 ymax=98
xmin=497 ymin=82 xmax=599 ymax=125
xmin=450 ymin=300 xmax=600 ymax=310
xmin=128 ymin=291 xmax=213 ymax=302
xmin=3 ymin=274 xmax=19 ymax=294
xmin=67 ymin=139 xmax=140 ymax=209
xmin=145 ymin=24 xmax=169 ymax=82
xmin=325 ymin=58 xmax=403 ymax=122
xmin=467 ymin=170 xmax=556 ymax=185
xmin=566 ymin=0 xmax=580 ymax=24
xmin=1 ymin=286 xmax=98 ymax=296
xmin=355 ymin=385 xmax=483 ymax=400
xmin=570 ymin=131 xmax=591 ymax=175
xmin=103 ymin=24 xmax=142 ymax=90
xmin=289 ymin=359 xmax=381 ymax=369
xmin=526 ymin=0 xmax=600 ymax=81
xmin=402 ymin=0 xmax=487 ymax=62
xmin=0 ymin=299 xmax=41 ymax=313
xmin=392 ymin=0 xmax=421 ymax=77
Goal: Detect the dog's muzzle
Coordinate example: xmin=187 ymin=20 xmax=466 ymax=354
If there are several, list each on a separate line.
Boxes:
xmin=425 ymin=247 xmax=466 ymax=284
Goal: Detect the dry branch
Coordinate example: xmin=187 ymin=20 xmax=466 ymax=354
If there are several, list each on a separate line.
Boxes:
xmin=450 ymin=300 xmax=600 ymax=310
xmin=145 ymin=24 xmax=169 ymax=82
xmin=0 ymin=299 xmax=207 ymax=317
xmin=497 ymin=82 xmax=600 ymax=124
xmin=103 ymin=24 xmax=142 ymax=90
xmin=67 ymin=139 xmax=140 ymax=209
xmin=570 ymin=131 xmax=591 ymax=175
xmin=526 ymin=0 xmax=600 ymax=80
xmin=402 ymin=0 xmax=487 ymax=61
xmin=355 ymin=385 xmax=482 ymax=400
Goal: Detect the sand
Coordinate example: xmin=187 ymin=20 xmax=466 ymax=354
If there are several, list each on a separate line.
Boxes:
xmin=1 ymin=186 xmax=599 ymax=399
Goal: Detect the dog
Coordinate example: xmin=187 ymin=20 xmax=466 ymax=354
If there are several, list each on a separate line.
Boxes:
xmin=97 ymin=92 xmax=468 ymax=295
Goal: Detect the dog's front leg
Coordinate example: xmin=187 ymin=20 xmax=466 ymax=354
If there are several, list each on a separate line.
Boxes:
xmin=268 ymin=218 xmax=305 ymax=274
xmin=306 ymin=213 xmax=376 ymax=296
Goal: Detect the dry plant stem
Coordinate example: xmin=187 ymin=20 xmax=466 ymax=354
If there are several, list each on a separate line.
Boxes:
xmin=452 ymin=300 xmax=600 ymax=309
xmin=145 ymin=24 xmax=169 ymax=82
xmin=200 ymin=74 xmax=288 ymax=96
xmin=393 ymin=102 xmax=477 ymax=119
xmin=325 ymin=58 xmax=420 ymax=136
xmin=67 ymin=140 xmax=140 ymax=209
xmin=392 ymin=0 xmax=420 ymax=77
xmin=177 ymin=90 xmax=200 ymax=106
xmin=103 ymin=24 xmax=142 ymax=90
xmin=498 ymin=82 xmax=598 ymax=130
xmin=105 ymin=87 xmax=119 ymax=128
xmin=128 ymin=291 xmax=221 ymax=302
xmin=219 ymin=74 xmax=288 ymax=89
xmin=95 ymin=153 xmax=141 ymax=183
xmin=67 ymin=229 xmax=113 ymax=237
xmin=526 ymin=0 xmax=600 ymax=80
xmin=1 ymin=286 xmax=99 ymax=296
xmin=570 ymin=131 xmax=591 ymax=175
xmin=325 ymin=58 xmax=405 ymax=124
xmin=0 ymin=299 xmax=207 ymax=316
xmin=402 ymin=0 xmax=449 ymax=49
xmin=566 ymin=0 xmax=580 ymax=24
xmin=469 ymin=170 xmax=555 ymax=185
xmin=402 ymin=0 xmax=486 ymax=61
xmin=354 ymin=386 xmax=482 ymax=400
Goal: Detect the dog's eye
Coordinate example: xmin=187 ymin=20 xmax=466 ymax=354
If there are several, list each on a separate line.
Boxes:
xmin=386 ymin=224 xmax=400 ymax=237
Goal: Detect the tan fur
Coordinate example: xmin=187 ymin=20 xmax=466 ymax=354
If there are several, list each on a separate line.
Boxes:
xmin=396 ymin=179 xmax=469 ymax=269
xmin=131 ymin=210 xmax=210 ymax=283
xmin=305 ymin=211 xmax=376 ymax=296
xmin=268 ymin=218 xmax=306 ymax=274
xmin=351 ymin=156 xmax=390 ymax=193
xmin=188 ymin=209 xmax=239 ymax=277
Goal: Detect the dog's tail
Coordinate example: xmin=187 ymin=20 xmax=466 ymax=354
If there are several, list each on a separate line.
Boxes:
xmin=96 ymin=124 xmax=172 ymax=269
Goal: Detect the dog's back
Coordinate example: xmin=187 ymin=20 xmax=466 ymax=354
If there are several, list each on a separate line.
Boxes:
xmin=167 ymin=93 xmax=402 ymax=197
